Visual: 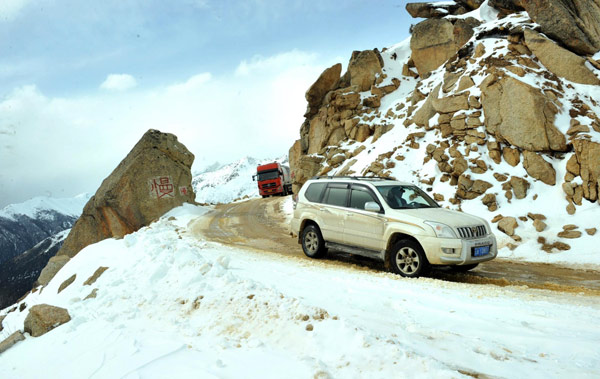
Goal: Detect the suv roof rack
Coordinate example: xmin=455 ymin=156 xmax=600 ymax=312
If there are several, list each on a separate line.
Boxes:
xmin=310 ymin=175 xmax=396 ymax=181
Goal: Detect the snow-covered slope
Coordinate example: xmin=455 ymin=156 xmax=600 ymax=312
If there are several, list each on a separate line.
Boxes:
xmin=192 ymin=156 xmax=288 ymax=204
xmin=1 ymin=204 xmax=598 ymax=377
xmin=0 ymin=194 xmax=89 ymax=222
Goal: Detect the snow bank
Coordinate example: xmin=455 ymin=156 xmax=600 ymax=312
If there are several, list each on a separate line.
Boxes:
xmin=1 ymin=206 xmax=598 ymax=378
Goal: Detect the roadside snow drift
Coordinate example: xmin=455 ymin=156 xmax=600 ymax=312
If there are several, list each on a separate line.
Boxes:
xmin=1 ymin=204 xmax=599 ymax=378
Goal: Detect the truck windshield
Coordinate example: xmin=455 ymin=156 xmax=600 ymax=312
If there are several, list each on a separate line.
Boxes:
xmin=376 ymin=185 xmax=439 ymax=209
xmin=257 ymin=170 xmax=280 ymax=181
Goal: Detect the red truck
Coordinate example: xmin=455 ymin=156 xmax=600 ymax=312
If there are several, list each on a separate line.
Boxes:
xmin=253 ymin=162 xmax=293 ymax=197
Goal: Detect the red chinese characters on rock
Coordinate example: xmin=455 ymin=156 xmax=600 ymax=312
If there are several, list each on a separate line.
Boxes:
xmin=149 ymin=176 xmax=175 ymax=199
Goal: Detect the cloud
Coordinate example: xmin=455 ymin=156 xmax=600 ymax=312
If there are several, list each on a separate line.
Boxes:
xmin=0 ymin=50 xmax=339 ymax=207
xmin=100 ymin=74 xmax=138 ymax=91
xmin=0 ymin=0 xmax=31 ymax=21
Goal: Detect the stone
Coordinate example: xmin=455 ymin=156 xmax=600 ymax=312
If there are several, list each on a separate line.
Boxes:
xmin=406 ymin=2 xmax=469 ymax=18
xmin=489 ymin=0 xmax=524 ymax=15
xmin=498 ymin=217 xmax=518 ymax=236
xmin=0 ymin=314 xmax=4 ymax=331
xmin=521 ymin=0 xmax=600 ymax=56
xmin=527 ymin=213 xmax=546 ymax=221
xmin=355 ymin=124 xmax=371 ymax=143
xmin=410 ymin=18 xmax=476 ymax=76
xmin=573 ymin=140 xmax=600 ymax=203
xmin=0 ymin=331 xmax=25 ymax=354
xmin=363 ymin=96 xmax=381 ymax=108
xmin=557 ymin=230 xmax=582 ymax=239
xmin=510 ymin=176 xmax=530 ymax=199
xmin=457 ymin=76 xmax=475 ymax=91
xmin=586 ymin=228 xmax=597 ymax=235
xmin=434 ymin=193 xmax=445 ymax=202
xmin=84 ymin=288 xmax=99 ymax=300
xmin=562 ymin=224 xmax=578 ymax=231
xmin=482 ymin=193 xmax=497 ymax=211
xmin=57 ymin=274 xmax=76 ymax=294
xmin=24 ymin=304 xmax=71 ymax=337
xmin=491 ymin=214 xmax=504 ymax=223
xmin=38 ymin=130 xmax=196 ymax=286
xmin=327 ymin=127 xmax=347 ymax=146
xmin=522 ymin=151 xmax=556 ymax=185
xmin=305 ymin=63 xmax=341 ymax=117
xmin=533 ymin=219 xmax=547 ymax=232
xmin=347 ymin=50 xmax=382 ymax=92
xmin=481 ymin=76 xmax=567 ymax=152
xmin=84 ymin=267 xmax=109 ymax=286
xmin=566 ymin=154 xmax=581 ymax=176
xmin=502 ymin=147 xmax=520 ymax=167
xmin=433 ymin=92 xmax=470 ymax=114
xmin=524 ymin=29 xmax=600 ymax=85
xmin=36 ymin=255 xmax=71 ymax=288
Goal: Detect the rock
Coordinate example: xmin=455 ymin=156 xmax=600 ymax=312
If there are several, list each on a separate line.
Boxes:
xmin=84 ymin=288 xmax=99 ymax=300
xmin=533 ymin=219 xmax=547 ymax=232
xmin=510 ymin=176 xmax=530 ymax=199
xmin=412 ymin=88 xmax=438 ymax=127
xmin=363 ymin=95 xmax=381 ymax=108
xmin=84 ymin=267 xmax=109 ymax=286
xmin=0 ymin=331 xmax=25 ymax=354
xmin=457 ymin=76 xmax=475 ymax=91
xmin=489 ymin=0 xmax=525 ymax=15
xmin=482 ymin=193 xmax=497 ymax=211
xmin=24 ymin=304 xmax=71 ymax=337
xmin=562 ymin=224 xmax=578 ymax=231
xmin=557 ymin=230 xmax=582 ymax=239
xmin=481 ymin=76 xmax=567 ymax=152
xmin=573 ymin=140 xmax=600 ymax=203
xmin=347 ymin=50 xmax=382 ymax=92
xmin=290 ymin=154 xmax=324 ymax=193
xmin=566 ymin=154 xmax=581 ymax=176
xmin=433 ymin=92 xmax=470 ymax=114
xmin=37 ymin=130 xmax=195 ymax=286
xmin=0 ymin=315 xmax=4 ymax=331
xmin=434 ymin=193 xmax=445 ymax=202
xmin=521 ymin=0 xmax=600 ymax=56
xmin=502 ymin=147 xmax=520 ymax=167
xmin=406 ymin=2 xmax=469 ymax=18
xmin=586 ymin=228 xmax=597 ymax=235
xmin=410 ymin=18 xmax=476 ymax=76
xmin=36 ymin=255 xmax=70 ymax=288
xmin=522 ymin=151 xmax=556 ymax=185
xmin=305 ymin=63 xmax=342 ymax=116
xmin=57 ymin=274 xmax=76 ymax=294
xmin=355 ymin=124 xmax=371 ymax=143
xmin=498 ymin=217 xmax=518 ymax=236
xmin=527 ymin=212 xmax=546 ymax=221
xmin=524 ymin=29 xmax=600 ymax=85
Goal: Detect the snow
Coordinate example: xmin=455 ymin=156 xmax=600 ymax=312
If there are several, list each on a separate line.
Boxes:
xmin=192 ymin=156 xmax=287 ymax=204
xmin=0 ymin=193 xmax=90 ymax=221
xmin=1 ymin=205 xmax=599 ymax=378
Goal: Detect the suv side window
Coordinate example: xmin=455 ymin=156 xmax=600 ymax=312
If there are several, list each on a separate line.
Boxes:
xmin=350 ymin=188 xmax=377 ymax=210
xmin=323 ymin=186 xmax=349 ymax=207
xmin=305 ymin=182 xmax=327 ymax=203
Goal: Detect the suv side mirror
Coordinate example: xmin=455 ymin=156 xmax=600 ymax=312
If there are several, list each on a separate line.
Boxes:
xmin=364 ymin=202 xmax=381 ymax=213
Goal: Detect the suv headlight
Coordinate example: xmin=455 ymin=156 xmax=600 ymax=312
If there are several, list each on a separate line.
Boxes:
xmin=424 ymin=221 xmax=457 ymax=239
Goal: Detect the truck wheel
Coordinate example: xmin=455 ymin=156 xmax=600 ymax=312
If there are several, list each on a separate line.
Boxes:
xmin=301 ymin=224 xmax=327 ymax=258
xmin=450 ymin=263 xmax=479 ymax=272
xmin=389 ymin=239 xmax=429 ymax=278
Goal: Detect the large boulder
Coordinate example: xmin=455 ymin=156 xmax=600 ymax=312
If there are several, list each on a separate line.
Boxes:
xmin=24 ymin=304 xmax=71 ymax=337
xmin=305 ymin=63 xmax=342 ymax=117
xmin=406 ymin=2 xmax=469 ymax=18
xmin=522 ymin=151 xmax=556 ymax=185
xmin=346 ymin=50 xmax=382 ymax=92
xmin=524 ymin=29 xmax=600 ymax=85
xmin=37 ymin=130 xmax=195 ymax=286
xmin=521 ymin=0 xmax=600 ymax=56
xmin=410 ymin=18 xmax=477 ymax=76
xmin=481 ymin=76 xmax=567 ymax=152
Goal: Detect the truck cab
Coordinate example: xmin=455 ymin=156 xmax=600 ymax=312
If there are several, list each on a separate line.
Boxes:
xmin=253 ymin=162 xmax=293 ymax=197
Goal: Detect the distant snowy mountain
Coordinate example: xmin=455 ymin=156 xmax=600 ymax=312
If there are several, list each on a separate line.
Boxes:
xmin=192 ymin=156 xmax=288 ymax=204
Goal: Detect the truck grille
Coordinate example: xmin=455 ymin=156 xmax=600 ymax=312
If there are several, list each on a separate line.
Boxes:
xmin=457 ymin=225 xmax=486 ymax=239
xmin=261 ymin=183 xmax=277 ymax=189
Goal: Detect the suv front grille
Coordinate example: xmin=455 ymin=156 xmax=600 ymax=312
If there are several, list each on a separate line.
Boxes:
xmin=457 ymin=225 xmax=486 ymax=239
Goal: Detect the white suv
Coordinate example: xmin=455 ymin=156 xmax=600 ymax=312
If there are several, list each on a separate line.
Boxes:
xmin=291 ymin=176 xmax=497 ymax=278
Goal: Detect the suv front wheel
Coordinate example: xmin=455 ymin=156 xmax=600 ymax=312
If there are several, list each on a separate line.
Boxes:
xmin=389 ymin=239 xmax=429 ymax=278
xmin=301 ymin=224 xmax=327 ymax=258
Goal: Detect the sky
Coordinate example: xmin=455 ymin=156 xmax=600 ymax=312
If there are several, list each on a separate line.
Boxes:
xmin=0 ymin=0 xmax=414 ymax=207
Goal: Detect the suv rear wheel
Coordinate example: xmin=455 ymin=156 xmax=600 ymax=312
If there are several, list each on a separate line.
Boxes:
xmin=301 ymin=224 xmax=327 ymax=258
xmin=389 ymin=239 xmax=429 ymax=278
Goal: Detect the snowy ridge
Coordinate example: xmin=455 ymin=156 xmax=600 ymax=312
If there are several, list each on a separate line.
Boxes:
xmin=192 ymin=156 xmax=288 ymax=204
xmin=1 ymin=203 xmax=598 ymax=377
xmin=0 ymin=194 xmax=90 ymax=221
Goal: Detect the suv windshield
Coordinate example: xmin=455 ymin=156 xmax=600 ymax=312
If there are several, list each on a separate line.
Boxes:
xmin=376 ymin=185 xmax=439 ymax=209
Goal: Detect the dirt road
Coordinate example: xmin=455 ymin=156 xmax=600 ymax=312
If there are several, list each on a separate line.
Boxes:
xmin=194 ymin=197 xmax=600 ymax=295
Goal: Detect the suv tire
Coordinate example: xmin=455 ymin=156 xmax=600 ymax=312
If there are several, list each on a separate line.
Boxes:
xmin=301 ymin=224 xmax=327 ymax=258
xmin=389 ymin=239 xmax=429 ymax=278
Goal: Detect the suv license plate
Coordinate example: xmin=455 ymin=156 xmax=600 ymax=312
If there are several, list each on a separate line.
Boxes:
xmin=473 ymin=246 xmax=490 ymax=257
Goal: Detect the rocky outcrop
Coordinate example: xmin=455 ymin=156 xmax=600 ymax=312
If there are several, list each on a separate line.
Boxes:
xmin=305 ymin=64 xmax=342 ymax=117
xmin=521 ymin=0 xmax=600 ymax=56
xmin=24 ymin=304 xmax=71 ymax=337
xmin=524 ymin=29 xmax=600 ymax=85
xmin=481 ymin=76 xmax=567 ymax=152
xmin=571 ymin=140 xmax=600 ymax=204
xmin=37 ymin=130 xmax=195 ymax=286
xmin=410 ymin=18 xmax=478 ymax=76
xmin=346 ymin=50 xmax=382 ymax=91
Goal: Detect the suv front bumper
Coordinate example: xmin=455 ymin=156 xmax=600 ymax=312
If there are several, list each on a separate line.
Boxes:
xmin=419 ymin=234 xmax=498 ymax=265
